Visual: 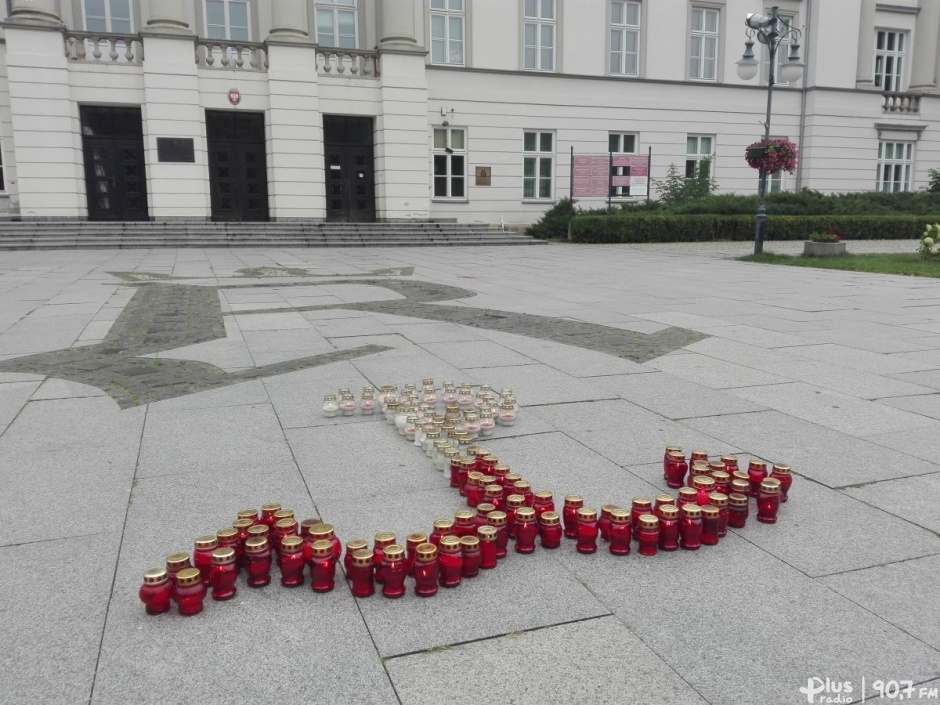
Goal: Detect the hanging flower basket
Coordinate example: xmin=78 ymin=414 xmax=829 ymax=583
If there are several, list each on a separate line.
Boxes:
xmin=744 ymin=138 xmax=799 ymax=174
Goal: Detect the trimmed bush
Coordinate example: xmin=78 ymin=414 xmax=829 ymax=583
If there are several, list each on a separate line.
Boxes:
xmin=568 ymin=214 xmax=940 ymax=243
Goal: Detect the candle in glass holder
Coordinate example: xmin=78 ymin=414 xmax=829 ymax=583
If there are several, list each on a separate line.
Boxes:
xmin=608 ymin=508 xmax=632 ymax=556
xmin=747 ymin=460 xmax=768 ymax=497
xmin=381 ymin=545 xmax=407 ymax=598
xmin=172 ymin=567 xmax=206 ymax=616
xmin=350 ymin=549 xmax=375 ymax=597
xmin=460 ymin=536 xmax=481 ymax=578
xmin=576 ymin=507 xmax=599 ymax=555
xmin=710 ymin=470 xmax=731 ymax=496
xmin=770 ymin=464 xmax=793 ymax=502
xmin=465 ymin=472 xmax=484 ymax=507
xmin=360 ymin=391 xmax=376 ymax=415
xmin=232 ymin=518 xmax=254 ymax=550
xmin=538 ymin=511 xmax=563 ymax=549
xmin=514 ymin=507 xmax=538 ymax=554
xmin=688 ymin=462 xmax=711 ymax=489
xmin=731 ymin=477 xmax=751 ymax=497
xmin=309 ymin=523 xmax=342 ymax=561
xmin=322 ymin=394 xmax=339 ymax=417
xmin=279 ymin=536 xmax=305 ymax=587
xmin=563 ymin=495 xmax=584 ymax=539
xmin=484 ymin=484 xmax=505 ymax=512
xmin=505 ymin=494 xmax=525 ymax=539
xmin=513 ymin=481 xmax=534 ymax=508
xmin=273 ymin=518 xmax=298 ymax=557
xmin=373 ymin=532 xmax=397 ymax=584
xmin=244 ymin=536 xmax=272 ymax=587
xmin=757 ymin=478 xmax=782 ymax=523
xmin=474 ymin=503 xmax=495 ymax=531
xmin=689 ymin=449 xmax=709 ymax=470
xmin=692 ymin=476 xmax=716 ymax=506
xmin=237 ymin=508 xmax=259 ymax=524
xmin=728 ymin=493 xmax=749 ymax=529
xmin=664 ymin=450 xmax=688 ymax=488
xmin=477 ymin=526 xmax=498 ymax=568
xmin=637 ymin=515 xmax=660 ymax=556
xmin=340 ymin=394 xmax=357 ymax=417
xmin=438 ymin=536 xmax=463 ymax=588
xmin=413 ymin=543 xmax=439 ymax=596
xmin=344 ymin=538 xmax=368 ymax=576
xmin=657 ymin=505 xmax=680 ymax=551
xmin=193 ymin=536 xmax=218 ymax=587
xmin=708 ymin=493 xmax=729 ymax=537
xmin=139 ymin=568 xmax=172 ymax=615
xmin=405 ymin=532 xmax=428 ymax=574
xmin=664 ymin=445 xmax=682 ymax=479
xmin=309 ymin=539 xmax=337 ymax=593
xmin=216 ymin=527 xmax=242 ymax=569
xmin=532 ymin=491 xmax=555 ymax=522
xmin=449 ymin=454 xmax=464 ymax=489
xmin=165 ymin=553 xmax=191 ymax=586
xmin=453 ymin=510 xmax=476 ymax=538
xmin=430 ymin=519 xmax=454 ymax=547
xmin=630 ymin=497 xmax=653 ymax=532
xmin=679 ymin=505 xmax=703 ymax=550
xmin=498 ymin=401 xmax=517 ymax=426
xmin=487 ymin=511 xmax=509 ymax=559
xmin=492 ymin=464 xmax=510 ymax=487
xmin=701 ymin=505 xmax=720 ymax=546
xmin=599 ymin=504 xmax=619 ymax=542
xmin=721 ymin=455 xmax=740 ymax=474
xmin=654 ymin=494 xmax=675 ymax=512
xmin=210 ymin=547 xmax=238 ymax=601
xmin=676 ymin=487 xmax=698 ymax=510
xmin=260 ymin=503 xmax=282 ymax=528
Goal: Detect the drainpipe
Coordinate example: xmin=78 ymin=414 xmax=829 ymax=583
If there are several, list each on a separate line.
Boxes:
xmin=796 ymin=0 xmax=812 ymax=190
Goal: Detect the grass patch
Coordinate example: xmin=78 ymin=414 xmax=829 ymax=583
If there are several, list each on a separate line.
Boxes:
xmin=738 ymin=252 xmax=940 ymax=278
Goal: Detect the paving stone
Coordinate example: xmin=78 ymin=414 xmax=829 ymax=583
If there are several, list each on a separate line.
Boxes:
xmin=784 ymin=343 xmax=940 ymax=375
xmin=30 ymin=378 xmax=107 ymax=400
xmin=890 ymin=369 xmax=940 ymax=390
xmin=878 ymin=393 xmax=940 ymax=421
xmin=862 ymin=426 xmax=940 ymax=463
xmin=0 ymin=379 xmax=40 ymax=433
xmin=460 ymin=364 xmax=618 ymax=406
xmin=647 ymin=351 xmax=791 ymax=389
xmin=843 ymin=472 xmax=940 ymax=533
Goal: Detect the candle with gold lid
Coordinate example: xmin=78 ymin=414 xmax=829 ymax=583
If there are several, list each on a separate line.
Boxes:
xmin=576 ymin=507 xmax=599 ymax=554
xmin=504 ymin=473 xmax=523 ymax=489
xmin=514 ymin=507 xmax=538 ymax=554
xmin=692 ymin=476 xmax=716 ymax=506
xmin=487 ymin=511 xmax=509 ymax=558
xmin=430 ymin=519 xmax=454 ymax=547
xmin=513 ymin=480 xmax=534 ymax=507
xmin=493 ymin=464 xmax=510 ymax=486
xmin=747 ymin=460 xmax=768 ymax=497
xmin=309 ymin=540 xmax=337 ymax=593
xmin=272 ymin=508 xmax=295 ymax=525
xmin=676 ymin=487 xmax=698 ymax=509
xmin=484 ymin=484 xmax=505 ymax=512
xmin=688 ymin=462 xmax=711 ymax=489
xmin=637 ymin=514 xmax=660 ymax=556
xmin=247 ymin=523 xmax=270 ymax=546
xmin=757 ymin=478 xmax=782 ymax=523
xmin=679 ymin=505 xmax=702 ymax=550
xmin=474 ymin=503 xmax=496 ymax=531
xmin=700 ymin=506 xmax=720 ymax=546
xmin=413 ymin=543 xmax=439 ymax=596
xmin=279 ymin=536 xmax=305 ymax=587
xmin=139 ymin=568 xmax=172 ymax=615
xmin=710 ymin=470 xmax=731 ymax=496
xmin=172 ymin=567 xmax=206 ymax=616
xmin=657 ymin=505 xmax=680 ymax=551
xmin=232 ymin=518 xmax=254 ymax=548
xmin=505 ymin=494 xmax=525 ymax=538
xmin=689 ymin=449 xmax=709 ymax=469
xmin=730 ymin=477 xmax=750 ymax=497
xmin=563 ymin=494 xmax=583 ymax=538
xmin=460 ymin=536 xmax=482 ymax=578
xmin=406 ymin=532 xmax=428 ymax=573
xmin=381 ymin=545 xmax=408 ymax=598
xmin=260 ymin=503 xmax=281 ymax=528
xmin=727 ymin=493 xmax=749 ymax=528
xmin=237 ymin=508 xmax=259 ymax=524
xmin=598 ymin=503 xmax=619 ymax=542
xmin=664 ymin=450 xmax=688 ymax=488
xmin=449 ymin=454 xmax=464 ymax=488
xmin=193 ymin=536 xmax=218 ymax=587
xmin=538 ymin=511 xmax=562 ymax=549
xmin=466 ymin=471 xmax=485 ymax=507
xmin=453 ymin=510 xmax=476 ymax=538
xmin=721 ymin=455 xmax=740 ymax=473
xmin=630 ymin=497 xmax=653 ymax=532
xmin=438 ymin=536 xmax=463 ymax=588
xmin=216 ymin=527 xmax=242 ymax=570
xmin=243 ymin=536 xmax=272 ymax=587
xmin=165 ymin=552 xmax=191 ymax=586
xmin=350 ymin=549 xmax=375 ymax=597
xmin=309 ymin=523 xmax=342 ymax=560
xmin=210 ymin=547 xmax=238 ymax=601
xmin=372 ymin=532 xmax=397 ymax=583
xmin=654 ymin=494 xmax=675 ymax=512
xmin=608 ymin=508 xmax=631 ymax=556
xmin=708 ymin=493 xmax=729 ymax=536
xmin=533 ymin=491 xmax=555 ymax=521
xmin=344 ymin=538 xmax=368 ymax=575
xmin=273 ymin=518 xmax=298 ymax=557
xmin=477 ymin=526 xmax=498 ymax=568
xmin=770 ymin=464 xmax=793 ymax=502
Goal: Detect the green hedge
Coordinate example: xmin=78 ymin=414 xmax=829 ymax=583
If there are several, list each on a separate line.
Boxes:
xmin=568 ymin=214 xmax=940 ymax=243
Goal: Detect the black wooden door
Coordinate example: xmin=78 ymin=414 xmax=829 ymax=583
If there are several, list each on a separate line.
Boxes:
xmin=206 ymin=111 xmax=269 ymax=222
xmin=80 ymin=107 xmax=148 ymax=221
xmin=323 ymin=115 xmax=375 ymax=222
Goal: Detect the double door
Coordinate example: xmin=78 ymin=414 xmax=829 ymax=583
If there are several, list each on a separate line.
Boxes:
xmin=324 ymin=115 xmax=375 ymax=222
xmin=206 ymin=111 xmax=269 ymax=222
xmin=81 ymin=107 xmax=149 ymax=221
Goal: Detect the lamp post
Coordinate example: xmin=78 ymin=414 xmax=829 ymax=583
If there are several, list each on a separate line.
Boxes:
xmin=736 ymin=6 xmax=804 ymax=254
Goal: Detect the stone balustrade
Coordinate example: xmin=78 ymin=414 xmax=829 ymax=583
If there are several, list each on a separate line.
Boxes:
xmin=195 ymin=40 xmax=268 ymax=71
xmin=315 ymin=48 xmax=380 ymax=78
xmin=882 ymin=92 xmax=921 ymax=114
xmin=64 ymin=32 xmax=144 ymax=65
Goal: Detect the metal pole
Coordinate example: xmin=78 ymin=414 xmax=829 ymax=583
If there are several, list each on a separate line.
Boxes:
xmin=646 ymin=146 xmax=652 ymax=206
xmin=570 ymin=145 xmax=574 ymax=199
xmin=754 ymin=7 xmax=779 ymax=255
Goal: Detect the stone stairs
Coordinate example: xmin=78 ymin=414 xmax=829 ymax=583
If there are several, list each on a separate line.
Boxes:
xmin=0 ymin=221 xmax=543 ymax=250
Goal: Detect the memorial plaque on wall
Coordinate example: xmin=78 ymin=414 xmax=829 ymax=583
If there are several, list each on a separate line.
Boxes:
xmin=475 ymin=166 xmax=492 ymax=186
xmin=157 ymin=137 xmax=195 ymax=163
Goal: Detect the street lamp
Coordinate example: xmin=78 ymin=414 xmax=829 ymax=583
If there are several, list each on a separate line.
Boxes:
xmin=736 ymin=6 xmax=804 ymax=254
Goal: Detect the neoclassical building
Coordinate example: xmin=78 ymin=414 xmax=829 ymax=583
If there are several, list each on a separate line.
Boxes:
xmin=0 ymin=0 xmax=936 ymax=225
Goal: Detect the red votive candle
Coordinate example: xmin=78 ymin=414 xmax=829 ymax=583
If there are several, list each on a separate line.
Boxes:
xmin=664 ymin=445 xmax=683 ymax=479
xmin=679 ymin=505 xmax=703 ymax=550
xmin=216 ymin=527 xmax=242 ymax=570
xmin=654 ymin=494 xmax=675 ymax=513
xmin=757 ymin=478 xmax=782 ymax=523
xmin=721 ymin=455 xmax=740 ymax=474
xmin=665 ymin=450 xmax=688 ymax=488
xmin=460 ymin=536 xmax=482 ymax=578
xmin=232 ymin=518 xmax=254 ymax=549
xmin=430 ymin=519 xmax=454 ymax=547
xmin=693 ymin=476 xmax=716 ymax=506
xmin=438 ymin=536 xmax=463 ymax=588
xmin=309 ymin=539 xmax=336 ymax=593
xmin=505 ymin=494 xmax=525 ymax=539
xmin=210 ymin=547 xmax=238 ymax=601
xmin=312 ymin=523 xmax=342 ymax=561
xmin=236 ymin=508 xmax=259 ymax=525
xmin=273 ymin=518 xmax=298 ymax=557
xmin=272 ymin=508 xmax=295 ymax=527
xmin=748 ymin=460 xmax=768 ymax=497
xmin=599 ymin=504 xmax=619 ymax=542
xmin=608 ymin=508 xmax=632 ymax=556
xmin=477 ymin=526 xmax=498 ymax=568
xmin=298 ymin=518 xmax=320 ymax=543
xmin=676 ymin=487 xmax=698 ymax=510
xmin=728 ymin=493 xmax=749 ymax=529
xmin=701 ymin=505 xmax=720 ymax=546
xmin=513 ymin=481 xmax=534 ymax=508
xmin=475 ymin=503 xmax=495 ymax=531
xmin=381 ymin=545 xmax=407 ymax=598
xmin=406 ymin=532 xmax=428 ymax=574
xmin=139 ymin=568 xmax=172 ymax=615
xmin=563 ymin=494 xmax=583 ymax=539
xmin=259 ymin=502 xmax=281 ymax=528
xmin=533 ymin=491 xmax=555 ymax=522
xmin=631 ymin=497 xmax=653 ymax=533
xmin=689 ymin=450 xmax=709 ymax=471
xmin=243 ymin=536 xmax=272 ymax=587
xmin=373 ymin=532 xmax=397 ymax=584
xmin=246 ymin=524 xmax=270 ymax=551
xmin=487 ymin=511 xmax=509 ymax=559
xmin=350 ymin=549 xmax=375 ymax=597
xmin=453 ymin=510 xmax=476 ymax=538
xmin=576 ymin=507 xmax=599 ymax=555
xmin=413 ymin=543 xmax=439 ymax=596
xmin=456 ymin=458 xmax=472 ymax=496
xmin=172 ymin=567 xmax=206 ymax=616
xmin=688 ymin=463 xmax=711 ymax=489
xmin=770 ymin=464 xmax=793 ymax=502
xmin=657 ymin=505 xmax=680 ymax=551
xmin=344 ymin=538 xmax=368 ymax=576
xmin=514 ymin=507 xmax=538 ymax=554
xmin=708 ymin=493 xmax=729 ymax=537
xmin=731 ymin=477 xmax=751 ymax=497
xmin=165 ymin=552 xmax=191 ymax=586
xmin=711 ymin=470 xmax=731 ymax=496
xmin=279 ymin=536 xmax=305 ymax=587
xmin=484 ymin=484 xmax=505 ymax=512
xmin=193 ymin=536 xmax=218 ymax=587
xmin=538 ymin=511 xmax=563 ymax=549
xmin=493 ymin=463 xmax=510 ymax=487
xmin=466 ymin=472 xmax=484 ymax=507
xmin=637 ymin=514 xmax=660 ymax=556
xmin=450 ymin=454 xmax=463 ymax=488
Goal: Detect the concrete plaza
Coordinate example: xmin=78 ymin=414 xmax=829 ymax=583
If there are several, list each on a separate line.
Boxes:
xmin=1 ymin=241 xmax=938 ymax=705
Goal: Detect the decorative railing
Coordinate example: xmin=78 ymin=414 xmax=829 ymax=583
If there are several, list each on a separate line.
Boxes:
xmin=195 ymin=40 xmax=268 ymax=71
xmin=882 ymin=92 xmax=921 ymax=114
xmin=315 ymin=48 xmax=380 ymax=78
xmin=64 ymin=32 xmax=143 ymax=64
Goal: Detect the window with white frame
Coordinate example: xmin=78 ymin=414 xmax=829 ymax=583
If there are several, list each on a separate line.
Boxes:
xmin=205 ymin=0 xmax=249 ymax=41
xmin=610 ymin=1 xmax=640 ymax=77
xmin=686 ymin=135 xmax=714 ymax=178
xmin=524 ymin=0 xmax=555 ymax=72
xmin=690 ymin=6 xmax=719 ymax=81
xmin=523 ymin=131 xmax=554 ymax=199
xmin=609 ymin=133 xmax=638 ymax=197
xmin=83 ymin=0 xmax=133 ymax=33
xmin=874 ymin=30 xmax=906 ymax=92
xmin=430 ymin=0 xmax=465 ymax=66
xmin=432 ymin=127 xmax=467 ymax=199
xmin=315 ymin=0 xmax=357 ymax=49
xmin=877 ymin=141 xmax=914 ymax=192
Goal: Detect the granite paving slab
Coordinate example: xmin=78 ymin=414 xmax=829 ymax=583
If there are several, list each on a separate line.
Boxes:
xmin=385 ymin=616 xmax=709 ymax=705
xmin=843 ymin=472 xmax=940 ymax=533
xmin=890 ymin=369 xmax=940 ymax=390
xmin=862 ymin=427 xmax=940 ymax=463
xmin=262 ymin=362 xmax=377 ymax=429
xmin=758 ymin=359 xmax=935 ymax=399
xmin=784 ymin=343 xmax=940 ymax=375
xmin=459 ymin=364 xmax=618 ymax=406
xmin=420 ymin=340 xmax=538 ymax=369
xmin=647 ymin=351 xmax=791 ymax=389
xmin=878 ymin=393 xmax=940 ymax=421
xmin=0 ymin=379 xmax=39 ymax=433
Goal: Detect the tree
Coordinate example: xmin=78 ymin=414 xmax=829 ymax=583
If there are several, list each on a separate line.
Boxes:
xmin=654 ymin=156 xmax=718 ymax=207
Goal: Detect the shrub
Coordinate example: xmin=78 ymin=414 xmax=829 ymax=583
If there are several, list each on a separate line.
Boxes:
xmin=526 ymin=197 xmax=578 ymax=240
xmin=654 ymin=157 xmax=718 ymax=207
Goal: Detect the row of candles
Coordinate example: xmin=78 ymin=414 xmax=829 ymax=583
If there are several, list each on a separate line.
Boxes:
xmin=139 ymin=443 xmax=793 ymax=616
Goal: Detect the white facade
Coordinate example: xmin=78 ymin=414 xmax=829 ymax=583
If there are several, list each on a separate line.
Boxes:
xmin=0 ymin=0 xmax=936 ymax=225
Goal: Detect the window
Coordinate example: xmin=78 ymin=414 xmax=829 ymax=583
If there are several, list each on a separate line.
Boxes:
xmin=877 ymin=141 xmax=913 ymax=192
xmin=205 ymin=0 xmax=249 ymax=41
xmin=524 ymin=0 xmax=555 ymax=72
xmin=609 ymin=133 xmax=637 ymax=197
xmin=690 ymin=6 xmax=719 ymax=81
xmin=432 ymin=127 xmax=466 ymax=199
xmin=610 ymin=1 xmax=640 ymax=76
xmin=768 ymin=170 xmax=785 ymax=193
xmin=83 ymin=0 xmax=132 ymax=33
xmin=686 ymin=135 xmax=713 ymax=178
xmin=430 ymin=0 xmax=465 ymax=65
xmin=523 ymin=131 xmax=554 ymax=199
xmin=874 ymin=30 xmax=906 ymax=92
xmin=315 ymin=0 xmax=357 ymax=49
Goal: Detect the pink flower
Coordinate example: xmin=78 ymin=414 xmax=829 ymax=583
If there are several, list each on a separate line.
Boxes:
xmin=745 ymin=138 xmax=799 ymax=174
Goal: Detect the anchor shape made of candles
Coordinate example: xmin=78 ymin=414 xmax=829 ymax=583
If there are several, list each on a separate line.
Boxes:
xmin=139 ymin=380 xmax=792 ymax=617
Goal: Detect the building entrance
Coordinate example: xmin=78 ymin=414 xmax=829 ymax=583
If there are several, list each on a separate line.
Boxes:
xmin=206 ymin=111 xmax=269 ymax=222
xmin=80 ymin=106 xmax=149 ymax=221
xmin=323 ymin=116 xmax=375 ymax=222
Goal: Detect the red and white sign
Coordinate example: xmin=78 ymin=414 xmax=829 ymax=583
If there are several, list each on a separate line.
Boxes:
xmin=572 ymin=154 xmax=651 ymax=198
xmin=227 ymin=89 xmax=241 ymax=106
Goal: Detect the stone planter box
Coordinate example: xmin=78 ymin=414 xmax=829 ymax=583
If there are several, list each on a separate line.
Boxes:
xmin=803 ymin=241 xmax=846 ymax=257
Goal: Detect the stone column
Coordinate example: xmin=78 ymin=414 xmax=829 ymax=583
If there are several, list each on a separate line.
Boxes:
xmin=7 ymin=0 xmax=61 ymax=25
xmin=856 ymin=0 xmax=877 ymax=88
xmin=269 ymin=0 xmax=309 ymax=41
xmin=378 ymin=0 xmax=419 ymax=50
xmin=144 ymin=0 xmax=191 ymax=34
xmin=910 ymin=0 xmax=940 ymax=91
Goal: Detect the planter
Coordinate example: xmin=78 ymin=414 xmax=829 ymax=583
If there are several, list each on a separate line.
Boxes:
xmin=803 ymin=241 xmax=846 ymax=257
xmin=746 ymin=146 xmax=767 ymax=161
